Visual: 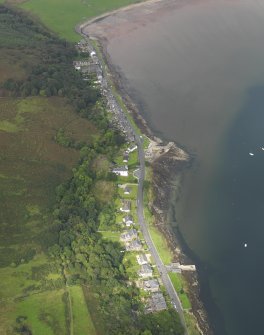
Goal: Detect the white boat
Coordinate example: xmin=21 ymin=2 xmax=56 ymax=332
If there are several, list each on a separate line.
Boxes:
xmin=261 ymin=147 xmax=264 ymax=151
xmin=249 ymin=152 xmax=254 ymax=156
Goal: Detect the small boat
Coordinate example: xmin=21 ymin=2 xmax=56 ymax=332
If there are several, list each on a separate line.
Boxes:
xmin=249 ymin=152 xmax=254 ymax=156
xmin=261 ymin=147 xmax=264 ymax=151
xmin=244 ymin=243 xmax=248 ymax=248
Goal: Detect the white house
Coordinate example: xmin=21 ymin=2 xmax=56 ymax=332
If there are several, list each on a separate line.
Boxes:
xmin=136 ymin=254 xmax=148 ymax=265
xmin=127 ymin=144 xmax=137 ymax=153
xmin=112 ymin=166 xmax=128 ymax=177
xmin=123 ymin=215 xmax=133 ymax=226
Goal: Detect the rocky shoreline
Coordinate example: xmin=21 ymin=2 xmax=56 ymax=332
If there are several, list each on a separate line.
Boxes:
xmin=100 ymin=39 xmax=214 ymax=335
xmin=78 ymin=2 xmax=215 ymax=333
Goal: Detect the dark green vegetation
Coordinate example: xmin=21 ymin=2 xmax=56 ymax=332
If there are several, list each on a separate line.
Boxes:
xmin=0 ymin=5 xmax=184 ymax=335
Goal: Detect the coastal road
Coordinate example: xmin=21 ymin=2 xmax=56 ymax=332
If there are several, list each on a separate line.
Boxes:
xmin=76 ymin=22 xmax=188 ymax=335
xmin=136 ymin=135 xmax=188 ymax=334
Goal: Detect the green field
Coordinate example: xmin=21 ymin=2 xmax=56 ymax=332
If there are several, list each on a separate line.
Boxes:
xmin=169 ymin=273 xmax=192 ymax=310
xmin=69 ymin=286 xmax=97 ymax=335
xmin=148 ymin=225 xmax=173 ymax=265
xmin=19 ymin=0 xmax=143 ymax=41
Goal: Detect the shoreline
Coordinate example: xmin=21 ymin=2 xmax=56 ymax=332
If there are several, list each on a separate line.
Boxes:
xmin=76 ymin=2 xmax=214 ymax=333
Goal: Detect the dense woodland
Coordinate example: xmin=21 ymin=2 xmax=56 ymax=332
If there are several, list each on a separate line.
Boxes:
xmin=0 ymin=5 xmax=184 ymax=335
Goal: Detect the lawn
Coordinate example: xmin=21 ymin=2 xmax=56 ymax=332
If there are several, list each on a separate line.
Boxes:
xmin=69 ymin=285 xmax=97 ymax=335
xmin=168 ymin=273 xmax=192 ymax=310
xmin=20 ymin=0 xmax=143 ymax=41
xmin=118 ymin=183 xmax=138 ymax=200
xmin=148 ymin=225 xmax=173 ymax=265
xmin=1 ymin=289 xmax=67 ymax=335
xmin=100 ymin=230 xmax=121 ymax=243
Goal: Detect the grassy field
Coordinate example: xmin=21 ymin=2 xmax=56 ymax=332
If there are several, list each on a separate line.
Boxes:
xmin=168 ymin=273 xmax=192 ymax=310
xmin=19 ymin=0 xmax=143 ymax=41
xmin=100 ymin=230 xmax=120 ymax=243
xmin=0 ymin=252 xmax=68 ymax=334
xmin=8 ymin=289 xmax=67 ymax=335
xmin=148 ymin=225 xmax=173 ymax=265
xmin=69 ymin=286 xmax=97 ymax=335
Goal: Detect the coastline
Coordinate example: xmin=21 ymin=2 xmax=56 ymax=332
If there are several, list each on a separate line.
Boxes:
xmin=76 ymin=1 xmax=214 ymax=334
xmin=107 ymin=44 xmax=214 ymax=335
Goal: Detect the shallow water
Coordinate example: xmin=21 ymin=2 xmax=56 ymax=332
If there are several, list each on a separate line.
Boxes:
xmin=107 ymin=0 xmax=264 ymax=334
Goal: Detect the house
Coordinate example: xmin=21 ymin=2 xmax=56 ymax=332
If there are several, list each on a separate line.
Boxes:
xmin=136 ymin=254 xmax=148 ymax=265
xmin=123 ymin=153 xmax=129 ymax=163
xmin=146 ymin=293 xmax=167 ymax=313
xmin=138 ymin=264 xmax=153 ymax=278
xmin=127 ymin=144 xmax=137 ymax=153
xmin=120 ymin=200 xmax=131 ymax=212
xmin=124 ymin=186 xmax=131 ymax=195
xmin=120 ymin=229 xmax=137 ymax=242
xmin=112 ymin=166 xmax=128 ymax=177
xmin=125 ymin=239 xmax=142 ymax=251
xmin=143 ymin=279 xmax=160 ymax=293
xmin=123 ymin=215 xmax=133 ymax=226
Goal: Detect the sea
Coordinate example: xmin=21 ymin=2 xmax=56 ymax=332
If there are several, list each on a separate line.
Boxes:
xmin=106 ymin=0 xmax=264 ymax=334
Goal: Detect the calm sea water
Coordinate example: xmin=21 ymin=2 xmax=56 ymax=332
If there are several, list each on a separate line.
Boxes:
xmin=107 ymin=1 xmax=264 ymax=334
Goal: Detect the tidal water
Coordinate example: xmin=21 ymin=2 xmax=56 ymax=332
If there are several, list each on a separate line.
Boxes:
xmin=107 ymin=1 xmax=264 ymax=334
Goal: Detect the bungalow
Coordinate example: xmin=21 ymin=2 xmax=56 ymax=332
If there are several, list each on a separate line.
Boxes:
xmin=120 ymin=200 xmax=131 ymax=213
xmin=136 ymin=254 xmax=148 ymax=265
xmin=120 ymin=229 xmax=137 ymax=242
xmin=112 ymin=166 xmax=128 ymax=177
xmin=138 ymin=264 xmax=153 ymax=278
xmin=143 ymin=279 xmax=160 ymax=293
xmin=125 ymin=239 xmax=142 ymax=251
xmin=123 ymin=215 xmax=134 ymax=227
xmin=124 ymin=186 xmax=131 ymax=195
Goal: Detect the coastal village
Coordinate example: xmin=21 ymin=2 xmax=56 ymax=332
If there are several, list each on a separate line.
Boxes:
xmin=74 ymin=38 xmax=199 ymax=326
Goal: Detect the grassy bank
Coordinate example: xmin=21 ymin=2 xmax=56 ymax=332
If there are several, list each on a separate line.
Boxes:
xmin=18 ymin=0 xmax=143 ymax=41
xmin=169 ymin=273 xmax=192 ymax=310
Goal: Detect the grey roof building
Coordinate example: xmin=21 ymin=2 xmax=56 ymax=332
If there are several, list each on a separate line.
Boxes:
xmin=146 ymin=293 xmax=167 ymax=313
xmin=120 ymin=200 xmax=131 ymax=212
xmin=143 ymin=279 xmax=160 ymax=293
xmin=124 ymin=186 xmax=131 ymax=195
xmin=120 ymin=229 xmax=137 ymax=242
xmin=138 ymin=264 xmax=153 ymax=278
xmin=125 ymin=239 xmax=142 ymax=251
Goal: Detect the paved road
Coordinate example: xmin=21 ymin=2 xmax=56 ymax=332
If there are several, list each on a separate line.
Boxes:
xmin=136 ymin=136 xmax=187 ymax=334
xmin=76 ymin=23 xmax=188 ymax=335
